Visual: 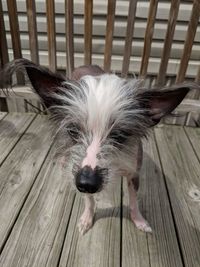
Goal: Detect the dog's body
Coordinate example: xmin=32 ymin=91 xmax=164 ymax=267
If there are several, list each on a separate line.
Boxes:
xmin=3 ymin=59 xmax=194 ymax=234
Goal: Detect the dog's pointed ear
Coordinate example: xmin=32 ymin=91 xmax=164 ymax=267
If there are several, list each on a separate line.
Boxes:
xmin=4 ymin=59 xmax=67 ymax=108
xmin=137 ymin=85 xmax=190 ymax=125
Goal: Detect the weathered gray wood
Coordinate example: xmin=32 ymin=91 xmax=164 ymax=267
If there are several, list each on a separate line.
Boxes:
xmin=0 ymin=139 xmax=76 ymax=267
xmin=155 ymin=125 xmax=200 ymax=267
xmin=0 ymin=112 xmax=7 ymax=121
xmin=0 ymin=115 xmax=54 ymax=252
xmin=59 ymin=180 xmax=121 ymax=267
xmin=0 ymin=113 xmax=35 ymax=165
xmin=184 ymin=127 xmax=200 ymax=162
xmin=122 ymin=134 xmax=183 ymax=267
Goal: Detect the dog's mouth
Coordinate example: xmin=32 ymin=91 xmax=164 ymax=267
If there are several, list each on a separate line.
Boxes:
xmin=75 ymin=165 xmax=108 ymax=194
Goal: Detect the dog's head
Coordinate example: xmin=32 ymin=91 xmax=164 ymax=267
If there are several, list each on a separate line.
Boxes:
xmin=2 ymin=59 xmax=192 ymax=194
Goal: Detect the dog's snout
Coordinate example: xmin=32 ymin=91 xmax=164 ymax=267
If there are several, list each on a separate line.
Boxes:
xmin=75 ymin=165 xmax=103 ymax=194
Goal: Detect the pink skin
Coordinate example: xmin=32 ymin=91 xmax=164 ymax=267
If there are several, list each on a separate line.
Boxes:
xmin=78 ymin=136 xmax=100 ymax=235
xmin=82 ymin=135 xmax=100 ymax=169
xmin=78 ymin=195 xmax=95 ymax=235
xmin=127 ymin=175 xmax=152 ymax=233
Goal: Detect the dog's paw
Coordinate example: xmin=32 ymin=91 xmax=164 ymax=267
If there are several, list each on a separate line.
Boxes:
xmin=78 ymin=211 xmax=93 ymax=235
xmin=131 ymin=213 xmax=152 ymax=233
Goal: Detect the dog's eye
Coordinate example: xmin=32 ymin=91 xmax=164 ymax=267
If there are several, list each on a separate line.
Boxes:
xmin=108 ymin=128 xmax=131 ymax=145
xmin=68 ymin=124 xmax=81 ymax=141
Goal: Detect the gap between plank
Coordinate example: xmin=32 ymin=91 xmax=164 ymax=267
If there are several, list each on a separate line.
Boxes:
xmin=0 ymin=114 xmax=37 ymax=168
xmin=183 ymin=127 xmax=200 ymax=164
xmin=153 ymin=129 xmax=186 ymax=267
xmin=56 ymin=193 xmax=76 ymax=267
xmin=0 ymin=136 xmax=55 ymax=256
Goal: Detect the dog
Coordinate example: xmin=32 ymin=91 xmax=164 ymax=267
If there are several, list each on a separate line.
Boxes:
xmin=2 ymin=59 xmax=194 ymax=235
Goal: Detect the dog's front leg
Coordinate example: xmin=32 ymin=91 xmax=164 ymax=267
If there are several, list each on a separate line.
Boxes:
xmin=78 ymin=194 xmax=95 ymax=235
xmin=127 ymin=174 xmax=152 ymax=233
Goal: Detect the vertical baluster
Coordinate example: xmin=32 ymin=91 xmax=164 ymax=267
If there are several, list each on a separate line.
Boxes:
xmin=156 ymin=0 xmax=180 ymax=86
xmin=7 ymin=0 xmax=25 ymax=84
xmin=139 ymin=0 xmax=158 ymax=79
xmin=84 ymin=0 xmax=93 ymax=65
xmin=176 ymin=0 xmax=200 ymax=83
xmin=26 ymin=0 xmax=39 ymax=64
xmin=46 ymin=0 xmax=56 ymax=72
xmin=0 ymin=0 xmax=9 ymax=68
xmin=65 ymin=0 xmax=74 ymax=78
xmin=121 ymin=0 xmax=137 ymax=77
xmin=104 ymin=0 xmax=116 ymax=72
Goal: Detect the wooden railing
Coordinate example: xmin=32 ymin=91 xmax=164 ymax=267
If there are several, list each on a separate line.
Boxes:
xmin=0 ymin=0 xmax=200 ymax=125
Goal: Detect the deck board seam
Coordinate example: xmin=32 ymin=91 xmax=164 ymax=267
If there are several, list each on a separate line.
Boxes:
xmin=0 ymin=114 xmax=37 ymax=169
xmin=0 ymin=113 xmax=8 ymax=121
xmin=183 ymin=127 xmax=200 ymax=164
xmin=56 ymin=193 xmax=76 ymax=267
xmin=153 ymin=129 xmax=186 ymax=267
xmin=120 ymin=177 xmax=123 ymax=267
xmin=0 ymin=134 xmax=55 ymax=256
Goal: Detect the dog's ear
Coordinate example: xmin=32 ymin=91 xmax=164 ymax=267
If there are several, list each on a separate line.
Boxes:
xmin=137 ymin=85 xmax=190 ymax=125
xmin=3 ymin=58 xmax=67 ymax=108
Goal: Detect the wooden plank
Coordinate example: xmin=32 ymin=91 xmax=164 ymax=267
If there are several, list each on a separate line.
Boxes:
xmin=65 ymin=0 xmax=74 ymax=78
xmin=59 ymin=180 xmax=121 ymax=267
xmin=122 ymin=135 xmax=183 ymax=267
xmin=46 ymin=0 xmax=57 ymax=72
xmin=0 ymin=86 xmax=39 ymax=99
xmin=84 ymin=0 xmax=93 ymax=65
xmin=6 ymin=0 xmax=25 ymax=84
xmin=0 ymin=113 xmax=35 ymax=165
xmin=0 ymin=140 xmax=75 ymax=267
xmin=121 ymin=0 xmax=137 ymax=77
xmin=155 ymin=125 xmax=200 ymax=267
xmin=195 ymin=66 xmax=200 ymax=82
xmin=176 ymin=0 xmax=200 ymax=83
xmin=0 ymin=0 xmax=9 ymax=68
xmin=104 ymin=0 xmax=116 ymax=72
xmin=156 ymin=0 xmax=180 ymax=86
xmin=184 ymin=127 xmax=200 ymax=162
xmin=139 ymin=0 xmax=158 ymax=78
xmin=0 ymin=115 xmax=55 ymax=253
xmin=0 ymin=112 xmax=7 ymax=120
xmin=26 ymin=0 xmax=39 ymax=64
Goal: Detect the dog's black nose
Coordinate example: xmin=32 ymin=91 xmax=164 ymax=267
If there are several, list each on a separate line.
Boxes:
xmin=75 ymin=165 xmax=103 ymax=194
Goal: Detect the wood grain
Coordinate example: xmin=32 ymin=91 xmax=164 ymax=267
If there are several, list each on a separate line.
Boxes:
xmin=59 ymin=180 xmax=121 ymax=267
xmin=155 ymin=125 xmax=200 ymax=267
xmin=26 ymin=0 xmax=39 ymax=64
xmin=0 ymin=115 xmax=54 ymax=253
xmin=0 ymin=113 xmax=35 ymax=165
xmin=0 ymin=139 xmax=75 ymax=267
xmin=184 ymin=127 xmax=200 ymax=162
xmin=121 ymin=0 xmax=137 ymax=77
xmin=84 ymin=0 xmax=93 ymax=65
xmin=6 ymin=0 xmax=25 ymax=84
xmin=195 ymin=66 xmax=200 ymax=82
xmin=65 ymin=0 xmax=74 ymax=78
xmin=156 ymin=0 xmax=180 ymax=86
xmin=0 ymin=0 xmax=9 ymax=67
xmin=176 ymin=0 xmax=200 ymax=83
xmin=104 ymin=0 xmax=116 ymax=72
xmin=0 ymin=112 xmax=7 ymax=121
xmin=139 ymin=0 xmax=158 ymax=78
xmin=46 ymin=0 xmax=57 ymax=72
xmin=122 ymin=134 xmax=183 ymax=267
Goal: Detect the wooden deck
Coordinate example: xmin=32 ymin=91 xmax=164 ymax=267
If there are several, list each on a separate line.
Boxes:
xmin=0 ymin=112 xmax=200 ymax=267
